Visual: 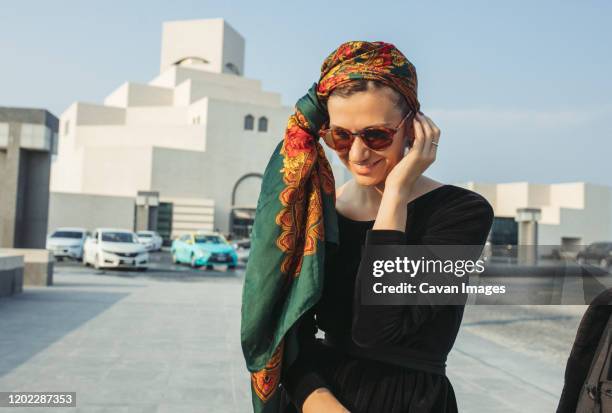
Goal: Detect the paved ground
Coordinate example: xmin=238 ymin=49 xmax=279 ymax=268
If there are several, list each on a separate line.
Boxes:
xmin=0 ymin=254 xmax=588 ymax=412
xmin=451 ymin=305 xmax=585 ymax=412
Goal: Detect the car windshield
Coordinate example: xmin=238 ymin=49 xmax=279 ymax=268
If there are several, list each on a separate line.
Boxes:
xmin=102 ymin=232 xmax=136 ymax=243
xmin=51 ymin=231 xmax=83 ymax=239
xmin=194 ymin=235 xmax=223 ymax=244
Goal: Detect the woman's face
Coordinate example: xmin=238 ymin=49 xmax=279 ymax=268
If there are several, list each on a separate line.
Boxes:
xmin=326 ymin=86 xmax=412 ymax=189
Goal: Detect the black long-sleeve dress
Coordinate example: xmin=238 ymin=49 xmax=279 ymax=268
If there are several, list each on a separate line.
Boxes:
xmin=279 ymin=184 xmax=494 ymax=413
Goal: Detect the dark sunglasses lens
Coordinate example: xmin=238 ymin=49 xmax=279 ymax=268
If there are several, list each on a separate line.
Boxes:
xmin=363 ymin=129 xmax=394 ymax=149
xmin=321 ymin=131 xmax=337 ymax=149
xmin=331 ymin=129 xmax=353 ymax=150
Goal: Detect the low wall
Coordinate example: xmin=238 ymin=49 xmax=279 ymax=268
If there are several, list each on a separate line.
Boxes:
xmin=0 ymin=253 xmax=24 ymax=297
xmin=0 ymin=248 xmax=53 ymax=287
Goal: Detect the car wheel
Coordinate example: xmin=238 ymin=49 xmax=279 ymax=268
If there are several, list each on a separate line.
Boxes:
xmin=228 ymin=265 xmax=237 ymax=270
xmin=137 ymin=267 xmax=148 ymax=272
xmin=190 ymin=254 xmax=200 ymax=268
xmin=206 ymin=265 xmax=214 ymax=270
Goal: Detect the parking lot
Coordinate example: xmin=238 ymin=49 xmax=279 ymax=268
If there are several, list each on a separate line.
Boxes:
xmin=0 ymin=252 xmax=588 ymax=412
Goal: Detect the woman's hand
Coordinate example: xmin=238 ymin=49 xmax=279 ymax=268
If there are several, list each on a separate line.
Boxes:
xmin=383 ymin=112 xmax=441 ymax=202
xmin=302 ymin=387 xmax=351 ymax=413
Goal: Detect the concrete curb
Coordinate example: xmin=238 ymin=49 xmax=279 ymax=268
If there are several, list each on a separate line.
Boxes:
xmin=0 ymin=254 xmax=24 ymax=297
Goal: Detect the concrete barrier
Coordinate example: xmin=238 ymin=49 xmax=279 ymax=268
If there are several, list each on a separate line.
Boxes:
xmin=0 ymin=249 xmax=53 ymax=287
xmin=0 ymin=253 xmax=24 ymax=297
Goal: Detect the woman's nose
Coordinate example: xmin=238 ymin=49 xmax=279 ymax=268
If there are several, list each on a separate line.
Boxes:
xmin=348 ymin=136 xmax=370 ymax=160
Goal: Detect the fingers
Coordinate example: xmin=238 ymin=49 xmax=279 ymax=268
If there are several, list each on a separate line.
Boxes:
xmin=411 ymin=114 xmax=425 ymax=153
xmin=389 ymin=112 xmax=439 ymax=194
xmin=415 ymin=112 xmax=441 ymax=155
xmin=421 ymin=112 xmax=441 ymax=141
xmin=418 ymin=113 xmax=434 ymax=153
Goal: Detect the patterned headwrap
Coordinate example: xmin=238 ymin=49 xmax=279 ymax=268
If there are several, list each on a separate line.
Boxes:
xmin=240 ymin=41 xmax=420 ymax=413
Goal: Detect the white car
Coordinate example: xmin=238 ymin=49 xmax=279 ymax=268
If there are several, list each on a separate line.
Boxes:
xmin=46 ymin=227 xmax=88 ymax=261
xmin=136 ymin=230 xmax=163 ymax=251
xmin=232 ymin=239 xmax=251 ymax=263
xmin=83 ymin=228 xmax=149 ymax=270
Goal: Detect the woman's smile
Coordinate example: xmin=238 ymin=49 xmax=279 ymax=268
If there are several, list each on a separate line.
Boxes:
xmin=351 ymin=158 xmax=383 ymax=174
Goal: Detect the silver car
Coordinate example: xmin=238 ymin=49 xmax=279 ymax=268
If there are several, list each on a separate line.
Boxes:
xmin=46 ymin=227 xmax=88 ymax=261
xmin=136 ymin=230 xmax=163 ymax=251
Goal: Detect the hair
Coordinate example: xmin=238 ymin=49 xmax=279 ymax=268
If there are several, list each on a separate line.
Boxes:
xmin=329 ymin=79 xmax=413 ymax=147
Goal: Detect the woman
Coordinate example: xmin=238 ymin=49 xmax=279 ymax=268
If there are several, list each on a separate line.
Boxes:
xmin=241 ymin=41 xmax=494 ymax=413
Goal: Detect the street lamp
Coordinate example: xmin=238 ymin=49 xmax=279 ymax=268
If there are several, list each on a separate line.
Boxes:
xmin=515 ymin=207 xmax=541 ymax=265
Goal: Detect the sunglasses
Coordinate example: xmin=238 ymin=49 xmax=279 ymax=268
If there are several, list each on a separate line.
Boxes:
xmin=318 ymin=110 xmax=414 ymax=152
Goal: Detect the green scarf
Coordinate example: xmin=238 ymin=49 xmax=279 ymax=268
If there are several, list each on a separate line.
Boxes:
xmin=241 ymin=82 xmax=338 ymax=412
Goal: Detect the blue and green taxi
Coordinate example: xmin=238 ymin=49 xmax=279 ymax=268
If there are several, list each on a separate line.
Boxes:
xmin=171 ymin=231 xmax=238 ymax=269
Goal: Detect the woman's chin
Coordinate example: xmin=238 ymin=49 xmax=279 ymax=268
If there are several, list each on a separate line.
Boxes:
xmin=352 ymin=174 xmax=384 ymax=187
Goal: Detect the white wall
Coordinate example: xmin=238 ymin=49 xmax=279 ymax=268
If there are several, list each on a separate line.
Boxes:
xmin=71 ymin=124 xmax=206 ymax=152
xmin=161 ymin=196 xmax=215 ymax=236
xmin=461 ymin=181 xmax=612 ymax=245
xmin=549 ymin=182 xmax=585 ymax=209
xmin=48 ymin=192 xmax=135 ymax=233
xmin=151 ymin=66 xmax=262 ymax=91
xmin=125 ymin=106 xmax=190 ymax=126
xmin=220 ymin=20 xmax=246 ymax=75
xmin=105 ymin=83 xmax=174 ymax=108
xmin=159 ymin=19 xmax=245 ymax=76
xmin=75 ymin=102 xmax=125 ymax=125
xmin=51 ymin=103 xmax=84 ymax=193
xmin=81 ymin=146 xmax=153 ymax=197
xmin=173 ymin=78 xmax=281 ymax=107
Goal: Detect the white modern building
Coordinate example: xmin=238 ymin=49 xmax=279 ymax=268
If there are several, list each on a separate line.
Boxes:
xmin=460 ymin=181 xmax=612 ymax=247
xmin=48 ymin=18 xmax=315 ymax=241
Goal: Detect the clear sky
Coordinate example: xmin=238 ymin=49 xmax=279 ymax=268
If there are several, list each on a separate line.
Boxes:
xmin=1 ymin=0 xmax=610 ymax=186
